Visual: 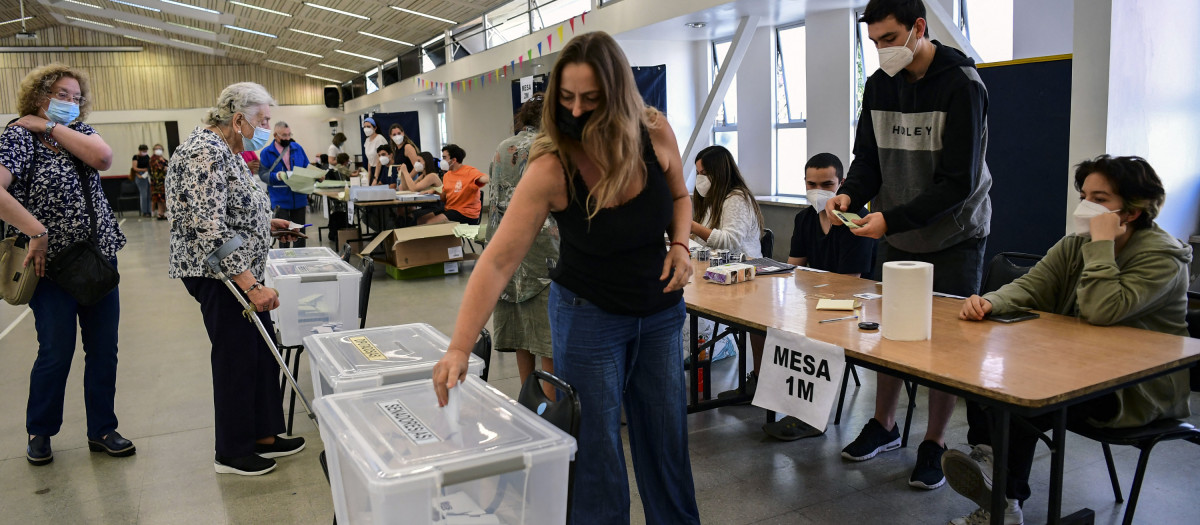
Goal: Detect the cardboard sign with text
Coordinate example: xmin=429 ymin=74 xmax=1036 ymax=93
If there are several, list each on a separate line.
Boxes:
xmin=752 ymin=328 xmax=846 ymax=433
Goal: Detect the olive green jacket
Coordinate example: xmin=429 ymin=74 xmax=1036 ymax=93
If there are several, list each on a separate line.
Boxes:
xmin=984 ymin=224 xmax=1192 ymax=428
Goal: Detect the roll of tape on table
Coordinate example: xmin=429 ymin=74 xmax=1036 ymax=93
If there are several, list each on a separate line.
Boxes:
xmin=881 ymin=261 xmax=933 ymax=341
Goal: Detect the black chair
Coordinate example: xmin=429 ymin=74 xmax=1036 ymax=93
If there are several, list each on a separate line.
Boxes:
xmin=1066 ymin=291 xmax=1200 ymax=525
xmin=358 ymin=257 xmax=374 ymax=329
xmin=117 ymin=180 xmax=140 ymax=218
xmin=339 ymin=242 xmax=352 ymax=263
xmin=760 ymin=228 xmax=774 ymax=260
xmin=472 ymin=328 xmax=492 ymax=381
xmin=518 ymin=369 xmax=582 ymax=519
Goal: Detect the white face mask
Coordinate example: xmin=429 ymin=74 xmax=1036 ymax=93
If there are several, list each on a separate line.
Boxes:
xmin=1072 ymin=199 xmax=1118 ymax=236
xmin=694 ymin=174 xmax=711 ymax=197
xmin=153 ymin=149 xmax=163 ymax=155
xmin=378 ymin=155 xmax=390 ymax=166
xmin=391 ymin=134 xmax=403 ymax=142
xmin=806 ymin=189 xmax=835 ymax=213
xmin=363 ymin=126 xmax=375 ymax=136
xmin=878 ymin=26 xmax=916 ymax=77
xmin=413 ymin=161 xmax=425 ymax=173
xmin=439 ymin=159 xmax=450 ymax=171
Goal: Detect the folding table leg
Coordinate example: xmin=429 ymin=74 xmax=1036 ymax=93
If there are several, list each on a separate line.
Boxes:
xmin=990 ymin=408 xmax=1010 ymax=525
xmin=1048 ymin=408 xmax=1067 ymax=524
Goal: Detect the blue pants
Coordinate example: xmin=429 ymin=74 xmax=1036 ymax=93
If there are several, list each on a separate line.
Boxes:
xmin=548 ymin=283 xmax=701 ymax=525
xmin=135 ymin=176 xmax=150 ymax=215
xmin=26 ymin=269 xmax=121 ymax=439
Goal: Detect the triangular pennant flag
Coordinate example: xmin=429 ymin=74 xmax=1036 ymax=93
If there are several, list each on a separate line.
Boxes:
xmin=528 ymin=49 xmax=532 ymax=60
xmin=570 ymin=17 xmax=575 ymax=33
xmin=469 ymin=79 xmax=473 ymax=90
xmin=547 ymin=34 xmax=552 ymax=52
xmin=519 ymin=55 xmax=524 ymax=65
xmin=537 ymin=42 xmax=542 ymax=56
xmin=504 ymin=64 xmax=508 ymax=76
xmin=581 ymin=12 xmax=586 ymax=25
xmin=558 ymin=26 xmax=564 ymax=42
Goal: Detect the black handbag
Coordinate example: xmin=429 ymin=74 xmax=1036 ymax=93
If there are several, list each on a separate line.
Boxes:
xmin=48 ymin=155 xmax=119 ymax=306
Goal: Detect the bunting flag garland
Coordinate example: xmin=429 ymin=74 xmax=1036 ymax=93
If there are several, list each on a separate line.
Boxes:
xmin=414 ymin=12 xmax=587 ymax=94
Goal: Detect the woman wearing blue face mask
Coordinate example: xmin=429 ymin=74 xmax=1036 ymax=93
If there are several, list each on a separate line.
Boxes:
xmin=0 ymin=63 xmax=132 ymax=467
xmin=165 ymin=82 xmax=305 ymax=476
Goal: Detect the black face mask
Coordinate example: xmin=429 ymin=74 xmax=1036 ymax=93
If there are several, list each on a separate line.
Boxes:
xmin=556 ymin=104 xmax=593 ymax=142
xmin=279 ymin=138 xmax=292 ymax=148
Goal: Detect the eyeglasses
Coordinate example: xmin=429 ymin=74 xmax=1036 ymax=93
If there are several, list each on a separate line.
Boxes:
xmin=52 ymin=90 xmax=86 ymax=105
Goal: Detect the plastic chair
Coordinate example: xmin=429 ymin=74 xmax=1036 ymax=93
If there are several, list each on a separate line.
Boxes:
xmin=760 ymin=228 xmax=774 ymax=260
xmin=117 ymin=180 xmax=140 ymax=218
xmin=1066 ymin=290 xmax=1200 ymax=525
xmin=472 ymin=328 xmax=492 ymax=381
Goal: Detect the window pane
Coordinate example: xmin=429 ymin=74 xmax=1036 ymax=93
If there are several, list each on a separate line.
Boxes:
xmin=855 ymin=20 xmax=879 ymax=119
xmin=366 ymin=67 xmax=380 ymax=94
xmin=775 ymin=127 xmax=808 ymax=195
xmin=531 ymin=0 xmax=589 ymax=31
xmin=964 ymin=0 xmax=1013 ymax=62
xmin=713 ymin=41 xmax=738 ymax=126
xmin=715 ymin=131 xmax=738 ymax=164
xmin=777 ymin=25 xmax=806 ymax=122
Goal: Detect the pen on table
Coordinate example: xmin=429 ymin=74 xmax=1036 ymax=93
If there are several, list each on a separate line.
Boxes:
xmin=819 ymin=315 xmax=859 ymax=324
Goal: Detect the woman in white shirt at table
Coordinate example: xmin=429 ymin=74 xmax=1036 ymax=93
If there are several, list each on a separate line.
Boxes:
xmin=690 ymin=145 xmax=764 ymax=259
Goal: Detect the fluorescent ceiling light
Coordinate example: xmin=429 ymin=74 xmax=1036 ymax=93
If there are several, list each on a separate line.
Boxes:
xmin=170 ymin=38 xmax=211 ymax=50
xmin=115 ymin=19 xmax=162 ymax=31
xmin=108 ymin=0 xmax=160 ymax=12
xmin=267 ymin=59 xmax=305 ymax=69
xmin=224 ymin=25 xmax=276 ymax=38
xmin=302 ymin=2 xmax=369 ymax=21
xmin=318 ymin=63 xmax=357 ymax=73
xmin=160 ymin=0 xmax=220 ymax=15
xmin=168 ymin=21 xmax=215 ymax=34
xmin=421 ymin=35 xmax=442 ymax=47
xmin=229 ymin=1 xmax=291 ymax=17
xmin=65 ymin=16 xmax=113 ymax=28
xmin=0 ymin=45 xmax=141 ymax=52
xmin=288 ymin=28 xmax=341 ymax=42
xmin=333 ymin=49 xmax=381 ymax=61
xmin=358 ymin=31 xmax=412 ymax=46
xmin=63 ymin=0 xmax=103 ymax=9
xmin=0 ymin=16 xmax=34 ymax=26
xmin=306 ymin=73 xmax=341 ymax=83
xmin=276 ymin=45 xmax=321 ymax=58
xmin=221 ymin=41 xmax=266 ymax=53
xmin=390 ymin=6 xmax=454 ymax=24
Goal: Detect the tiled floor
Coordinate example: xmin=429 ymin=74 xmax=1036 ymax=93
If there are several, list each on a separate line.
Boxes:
xmin=2 ymin=216 xmax=1198 ymax=524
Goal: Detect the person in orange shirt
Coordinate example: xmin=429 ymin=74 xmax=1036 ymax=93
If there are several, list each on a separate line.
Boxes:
xmin=432 ymin=143 xmax=489 ymax=225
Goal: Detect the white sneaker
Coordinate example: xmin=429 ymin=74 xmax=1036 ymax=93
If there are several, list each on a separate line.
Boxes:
xmin=949 ymin=500 xmax=1023 ymax=525
xmin=942 ymin=444 xmax=994 ymax=509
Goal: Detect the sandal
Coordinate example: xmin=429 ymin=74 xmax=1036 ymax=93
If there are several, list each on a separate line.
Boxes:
xmin=763 ymin=416 xmax=823 ymax=441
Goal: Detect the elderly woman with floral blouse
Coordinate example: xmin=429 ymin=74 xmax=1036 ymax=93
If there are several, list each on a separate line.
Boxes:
xmin=166 ymin=82 xmax=303 ymax=476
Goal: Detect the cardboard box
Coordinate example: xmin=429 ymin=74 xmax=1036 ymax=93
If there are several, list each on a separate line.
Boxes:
xmin=361 ymin=222 xmax=464 ymax=270
xmin=333 ymin=228 xmax=360 ymax=251
xmin=704 ymin=263 xmax=756 ymax=285
xmin=382 ymin=261 xmax=461 ymax=280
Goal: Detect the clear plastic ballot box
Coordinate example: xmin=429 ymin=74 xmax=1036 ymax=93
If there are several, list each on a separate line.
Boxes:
xmin=314 ymin=376 xmax=577 ymax=525
xmin=302 ymin=324 xmax=485 ymax=399
xmin=267 ymin=246 xmax=340 ymax=261
xmin=265 ymin=259 xmax=361 ymax=346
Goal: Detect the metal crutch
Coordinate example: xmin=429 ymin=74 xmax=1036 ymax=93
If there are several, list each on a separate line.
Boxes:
xmin=204 ymin=236 xmax=317 ymax=429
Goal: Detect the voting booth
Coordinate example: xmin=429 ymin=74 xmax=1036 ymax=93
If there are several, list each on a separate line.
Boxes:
xmin=303 ymin=324 xmax=485 ymax=399
xmin=315 ymin=376 xmax=577 ymax=525
xmin=264 ymin=259 xmax=361 ymax=346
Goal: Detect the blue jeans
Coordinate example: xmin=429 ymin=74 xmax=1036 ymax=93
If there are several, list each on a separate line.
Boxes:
xmin=26 ymin=266 xmax=121 ymax=439
xmin=135 ymin=175 xmax=150 ymax=215
xmin=548 ymin=283 xmax=700 ymax=525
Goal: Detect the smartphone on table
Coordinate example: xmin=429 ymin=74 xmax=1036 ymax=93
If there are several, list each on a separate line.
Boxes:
xmin=986 ymin=311 xmax=1040 ymax=323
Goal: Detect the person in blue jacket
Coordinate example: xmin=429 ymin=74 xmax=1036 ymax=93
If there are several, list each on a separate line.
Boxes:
xmin=258 ymin=121 xmax=309 ymax=247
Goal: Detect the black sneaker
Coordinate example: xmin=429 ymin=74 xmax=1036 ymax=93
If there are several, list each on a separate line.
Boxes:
xmin=254 ymin=435 xmax=305 ymax=459
xmin=27 ymin=435 xmax=52 ymax=466
xmin=841 ymin=418 xmax=901 ymax=461
xmin=716 ymin=373 xmax=758 ymax=404
xmin=909 ymin=439 xmax=947 ymax=489
xmin=88 ymin=430 xmax=136 ymax=458
xmin=215 ymin=454 xmax=277 ymax=476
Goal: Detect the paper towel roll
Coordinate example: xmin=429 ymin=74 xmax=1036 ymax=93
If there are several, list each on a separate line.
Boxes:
xmin=882 ymin=261 xmax=934 ymax=341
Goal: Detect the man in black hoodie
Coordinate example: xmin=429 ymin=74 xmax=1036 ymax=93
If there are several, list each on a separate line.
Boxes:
xmin=828 ymin=0 xmax=992 ymax=494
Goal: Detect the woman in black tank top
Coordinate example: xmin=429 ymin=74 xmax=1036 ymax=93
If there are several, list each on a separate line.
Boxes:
xmin=433 ymin=31 xmax=700 ymax=524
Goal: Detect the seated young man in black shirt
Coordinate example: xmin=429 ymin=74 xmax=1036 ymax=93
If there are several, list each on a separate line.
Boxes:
xmin=789 ymin=152 xmax=876 ymax=275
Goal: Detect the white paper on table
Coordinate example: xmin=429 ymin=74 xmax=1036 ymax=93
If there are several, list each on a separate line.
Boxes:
xmin=751 ymin=327 xmax=846 ymax=433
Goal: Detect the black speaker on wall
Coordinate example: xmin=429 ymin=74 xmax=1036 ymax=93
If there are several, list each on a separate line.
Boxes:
xmin=324 ymin=86 xmax=340 ymax=108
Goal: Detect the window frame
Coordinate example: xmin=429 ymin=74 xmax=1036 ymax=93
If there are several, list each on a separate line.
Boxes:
xmin=773 ymin=22 xmax=807 ymax=196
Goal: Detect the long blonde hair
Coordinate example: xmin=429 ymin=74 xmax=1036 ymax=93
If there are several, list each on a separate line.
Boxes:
xmin=530 ymin=31 xmax=659 ymax=219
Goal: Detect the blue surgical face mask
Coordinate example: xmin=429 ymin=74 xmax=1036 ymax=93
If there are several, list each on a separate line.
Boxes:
xmin=240 ymin=116 xmax=271 ymax=151
xmin=46 ymin=98 xmax=80 ymax=124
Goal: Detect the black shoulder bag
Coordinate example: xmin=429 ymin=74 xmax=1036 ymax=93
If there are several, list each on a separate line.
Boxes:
xmin=48 ymin=154 xmax=120 ymax=306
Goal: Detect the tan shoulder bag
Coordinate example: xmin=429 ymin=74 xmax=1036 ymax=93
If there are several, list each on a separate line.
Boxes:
xmin=0 ymin=235 xmax=39 ymax=305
